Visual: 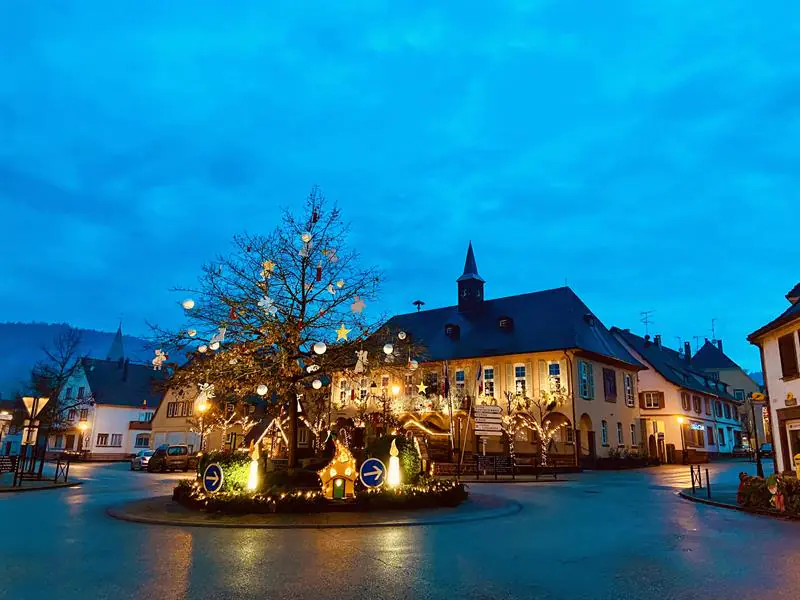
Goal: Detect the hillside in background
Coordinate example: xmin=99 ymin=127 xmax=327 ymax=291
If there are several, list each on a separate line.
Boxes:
xmin=0 ymin=322 xmax=152 ymax=399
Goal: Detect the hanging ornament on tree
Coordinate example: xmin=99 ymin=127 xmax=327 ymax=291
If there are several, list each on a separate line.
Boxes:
xmin=327 ymin=283 xmax=336 ymax=296
xmin=383 ymin=343 xmax=394 ymax=355
xmin=229 ymin=306 xmax=237 ymax=321
xmin=198 ymin=344 xmax=208 ymax=353
xmin=258 ymin=295 xmax=278 ymax=316
xmin=209 ymin=341 xmax=220 ymax=351
xmin=336 ymin=323 xmax=351 ymax=341
xmin=182 ymin=299 xmax=195 ymax=310
xmin=398 ymin=331 xmax=407 ymax=340
xmin=316 ymin=262 xmax=322 ymax=282
xmin=260 ymin=260 xmax=276 ymax=280
xmin=152 ymin=349 xmax=167 ymax=371
xmin=408 ymin=359 xmax=419 ymax=371
xmin=313 ymin=341 xmax=327 ymax=355
xmin=351 ymin=296 xmax=366 ymax=313
xmin=210 ymin=327 xmax=226 ymax=348
xmin=312 ymin=379 xmax=323 ymax=390
xmin=197 ymin=382 xmax=215 ymax=404
xmin=301 ymin=232 xmax=312 ymax=243
xmin=336 ymin=279 xmax=345 ymax=289
xmin=256 ymin=384 xmax=268 ymax=396
xmin=355 ymin=350 xmax=368 ymax=373
xmin=307 ymin=364 xmax=320 ymax=373
xmin=187 ymin=329 xmax=197 ymax=337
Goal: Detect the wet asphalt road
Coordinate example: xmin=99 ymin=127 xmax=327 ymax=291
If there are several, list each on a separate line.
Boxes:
xmin=0 ymin=460 xmax=796 ymax=600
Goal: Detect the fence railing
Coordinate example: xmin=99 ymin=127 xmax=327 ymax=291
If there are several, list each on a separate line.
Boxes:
xmin=689 ymin=464 xmax=712 ymax=499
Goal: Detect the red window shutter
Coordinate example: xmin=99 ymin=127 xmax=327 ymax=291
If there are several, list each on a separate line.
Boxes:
xmin=658 ymin=391 xmax=665 ymax=408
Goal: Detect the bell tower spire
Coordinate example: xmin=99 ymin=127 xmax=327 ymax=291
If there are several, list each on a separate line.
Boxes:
xmin=457 ymin=242 xmax=485 ymax=312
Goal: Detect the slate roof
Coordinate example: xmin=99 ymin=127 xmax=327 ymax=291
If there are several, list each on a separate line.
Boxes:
xmin=384 ymin=286 xmax=642 ymax=368
xmin=611 ymin=329 xmax=738 ymax=401
xmin=748 ymin=292 xmax=800 ymax=342
xmin=82 ymin=357 xmax=165 ymax=408
xmin=692 ymin=341 xmax=739 ymax=370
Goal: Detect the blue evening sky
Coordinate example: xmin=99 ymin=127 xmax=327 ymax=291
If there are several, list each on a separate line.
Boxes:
xmin=1 ymin=2 xmax=798 ymax=371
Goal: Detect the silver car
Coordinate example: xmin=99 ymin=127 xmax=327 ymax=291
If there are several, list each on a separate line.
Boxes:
xmin=130 ymin=450 xmax=154 ymax=471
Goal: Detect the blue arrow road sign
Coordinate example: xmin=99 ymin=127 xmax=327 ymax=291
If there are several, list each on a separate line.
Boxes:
xmin=203 ymin=463 xmax=224 ymax=493
xmin=359 ymin=457 xmax=386 ymax=488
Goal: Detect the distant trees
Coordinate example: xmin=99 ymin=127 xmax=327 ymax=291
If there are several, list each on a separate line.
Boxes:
xmin=29 ymin=327 xmax=89 ymax=434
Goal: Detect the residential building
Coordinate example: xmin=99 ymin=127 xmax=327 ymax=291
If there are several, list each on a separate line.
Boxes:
xmin=747 ymin=282 xmax=800 ymax=473
xmin=46 ymin=329 xmax=164 ymax=459
xmin=692 ymin=338 xmax=768 ymax=448
xmin=0 ymin=398 xmax=23 ymax=456
xmin=330 ymin=243 xmax=644 ymax=467
xmin=612 ymin=329 xmax=744 ymax=463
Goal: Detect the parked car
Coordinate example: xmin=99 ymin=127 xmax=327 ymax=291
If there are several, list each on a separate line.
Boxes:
xmin=732 ymin=444 xmax=750 ymax=458
xmin=760 ymin=443 xmax=774 ymax=458
xmin=130 ymin=449 xmax=154 ymax=471
xmin=147 ymin=444 xmax=198 ymax=473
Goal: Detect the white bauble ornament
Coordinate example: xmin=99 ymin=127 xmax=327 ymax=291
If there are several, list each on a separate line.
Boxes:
xmin=182 ymin=299 xmax=195 ymax=310
xmin=383 ymin=343 xmax=394 ymax=355
xmin=256 ymin=384 xmax=268 ymax=396
xmin=187 ymin=329 xmax=197 ymax=337
xmin=312 ymin=379 xmax=322 ymax=390
xmin=313 ymin=342 xmax=327 ymax=355
xmin=209 ymin=341 xmax=220 ymax=351
xmin=398 ymin=331 xmax=407 ymax=340
xmin=409 ymin=359 xmax=419 ymax=371
xmin=198 ymin=345 xmax=208 ymax=353
xmin=301 ymin=232 xmax=312 ymax=243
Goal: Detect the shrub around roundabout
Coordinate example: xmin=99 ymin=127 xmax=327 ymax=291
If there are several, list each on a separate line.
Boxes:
xmin=173 ymin=475 xmax=468 ymax=515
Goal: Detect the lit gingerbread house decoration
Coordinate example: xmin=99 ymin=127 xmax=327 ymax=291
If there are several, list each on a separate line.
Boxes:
xmin=318 ymin=440 xmax=357 ymax=500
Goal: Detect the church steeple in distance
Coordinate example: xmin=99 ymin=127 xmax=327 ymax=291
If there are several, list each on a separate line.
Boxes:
xmin=107 ymin=322 xmax=125 ymax=362
xmin=457 ymin=241 xmax=485 ymax=312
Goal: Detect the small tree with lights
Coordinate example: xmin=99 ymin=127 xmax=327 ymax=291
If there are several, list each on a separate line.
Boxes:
xmin=526 ymin=386 xmax=569 ymax=467
xmin=153 ymin=187 xmax=420 ymax=467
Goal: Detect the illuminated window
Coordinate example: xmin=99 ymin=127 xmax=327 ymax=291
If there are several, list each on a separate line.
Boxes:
xmin=405 ymin=374 xmax=414 ymax=397
xmin=514 ymin=365 xmax=526 ymax=394
xmin=579 ymin=361 xmax=594 ymax=399
xmin=484 ymin=367 xmax=495 ymax=398
xmin=339 ymin=380 xmax=348 ymax=404
xmin=630 ymin=423 xmax=636 ymax=446
xmin=624 ymin=374 xmax=634 ymax=407
xmin=548 ymin=363 xmax=562 ymax=392
xmin=455 ymin=369 xmax=465 ymax=394
xmin=643 ymin=391 xmax=660 ymax=409
xmin=381 ymin=375 xmax=390 ymax=395
xmin=360 ymin=378 xmax=368 ymax=401
xmin=96 ymin=433 xmax=109 ymax=447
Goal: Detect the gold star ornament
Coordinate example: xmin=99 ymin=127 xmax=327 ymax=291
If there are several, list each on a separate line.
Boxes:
xmin=336 ymin=323 xmax=351 ymax=341
xmin=417 ymin=382 xmax=428 ymax=395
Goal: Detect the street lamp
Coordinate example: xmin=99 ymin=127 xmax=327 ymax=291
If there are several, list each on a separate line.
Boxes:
xmin=677 ymin=417 xmax=687 ymax=464
xmin=197 ymin=401 xmax=209 ymax=452
xmin=750 ymin=393 xmax=765 ymax=478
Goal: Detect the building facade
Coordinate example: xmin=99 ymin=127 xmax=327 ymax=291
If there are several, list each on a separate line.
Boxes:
xmin=748 ymin=283 xmax=800 ymax=473
xmin=330 ymin=244 xmax=644 ymax=467
xmin=612 ymin=329 xmax=744 ymax=463
xmin=46 ymin=356 xmax=162 ymax=460
xmin=691 ymin=338 xmax=768 ymax=448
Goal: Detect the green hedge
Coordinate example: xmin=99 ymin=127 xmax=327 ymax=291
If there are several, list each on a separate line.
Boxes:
xmin=737 ymin=473 xmax=800 ymax=515
xmin=196 ymin=451 xmax=252 ymax=493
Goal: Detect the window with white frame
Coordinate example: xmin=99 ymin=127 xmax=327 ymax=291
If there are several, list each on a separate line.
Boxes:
xmin=681 ymin=392 xmax=691 ymax=411
xmin=405 ymin=374 xmax=414 ymax=397
xmin=616 ymin=422 xmax=624 ymax=446
xmin=339 ymin=380 xmax=348 ymax=404
xmin=134 ymin=434 xmax=150 ymax=448
xmin=548 ymin=362 xmax=561 ymax=392
xmin=564 ymin=426 xmax=574 ymax=444
xmin=601 ymin=420 xmax=608 ymax=445
xmin=514 ymin=365 xmax=526 ymax=394
xmin=484 ymin=367 xmax=495 ymax=398
xmin=381 ymin=375 xmax=390 ymax=395
xmin=96 ymin=433 xmax=109 ymax=447
xmin=77 ymin=386 xmax=85 ymax=399
xmin=643 ymin=391 xmax=660 ymax=409
xmin=138 ymin=411 xmax=154 ymax=422
xmin=67 ymin=409 xmax=77 ymax=421
xmin=455 ymin=369 xmax=465 ymax=394
xmin=624 ymin=374 xmax=634 ymax=407
xmin=360 ymin=378 xmax=368 ymax=401
xmin=733 ymin=389 xmax=745 ymax=402
xmin=298 ymin=427 xmax=309 ymax=447
xmin=110 ymin=434 xmax=122 ymax=447
xmin=579 ymin=361 xmax=594 ymax=399
xmin=630 ymin=423 xmax=636 ymax=446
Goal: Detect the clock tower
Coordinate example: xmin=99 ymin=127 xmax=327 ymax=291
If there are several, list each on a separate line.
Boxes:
xmin=457 ymin=242 xmax=485 ymax=312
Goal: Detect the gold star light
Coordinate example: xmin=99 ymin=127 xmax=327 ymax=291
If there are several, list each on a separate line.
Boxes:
xmin=417 ymin=382 xmax=428 ymax=395
xmin=336 ymin=323 xmax=351 ymax=341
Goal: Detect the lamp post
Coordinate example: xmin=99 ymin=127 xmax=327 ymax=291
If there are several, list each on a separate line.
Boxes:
xmin=197 ymin=401 xmax=209 ymax=452
xmin=677 ymin=417 xmax=687 ymax=464
xmin=750 ymin=393 xmax=765 ymax=478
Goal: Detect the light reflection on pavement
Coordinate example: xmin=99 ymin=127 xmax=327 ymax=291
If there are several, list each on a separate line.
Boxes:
xmin=0 ymin=459 xmax=797 ymax=600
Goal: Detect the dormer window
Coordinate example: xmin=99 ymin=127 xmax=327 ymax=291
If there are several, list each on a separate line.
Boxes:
xmin=498 ymin=316 xmax=513 ymax=331
xmin=584 ymin=313 xmax=596 ymax=327
xmin=445 ymin=324 xmax=460 ymax=340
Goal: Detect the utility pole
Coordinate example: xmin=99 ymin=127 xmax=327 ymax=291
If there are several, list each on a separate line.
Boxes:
xmin=711 ymin=318 xmax=718 ymax=342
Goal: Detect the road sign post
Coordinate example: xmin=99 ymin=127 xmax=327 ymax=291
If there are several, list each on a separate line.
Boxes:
xmin=203 ymin=463 xmax=224 ymax=494
xmin=359 ymin=457 xmax=387 ymax=488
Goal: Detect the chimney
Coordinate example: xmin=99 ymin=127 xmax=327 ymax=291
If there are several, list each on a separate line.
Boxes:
xmin=684 ymin=342 xmax=692 ymax=364
xmin=654 ymin=334 xmax=662 ymax=349
xmin=123 ymin=358 xmax=130 ymax=382
xmin=644 ymin=334 xmax=651 ymax=347
xmin=716 ymin=339 xmax=723 ymax=353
